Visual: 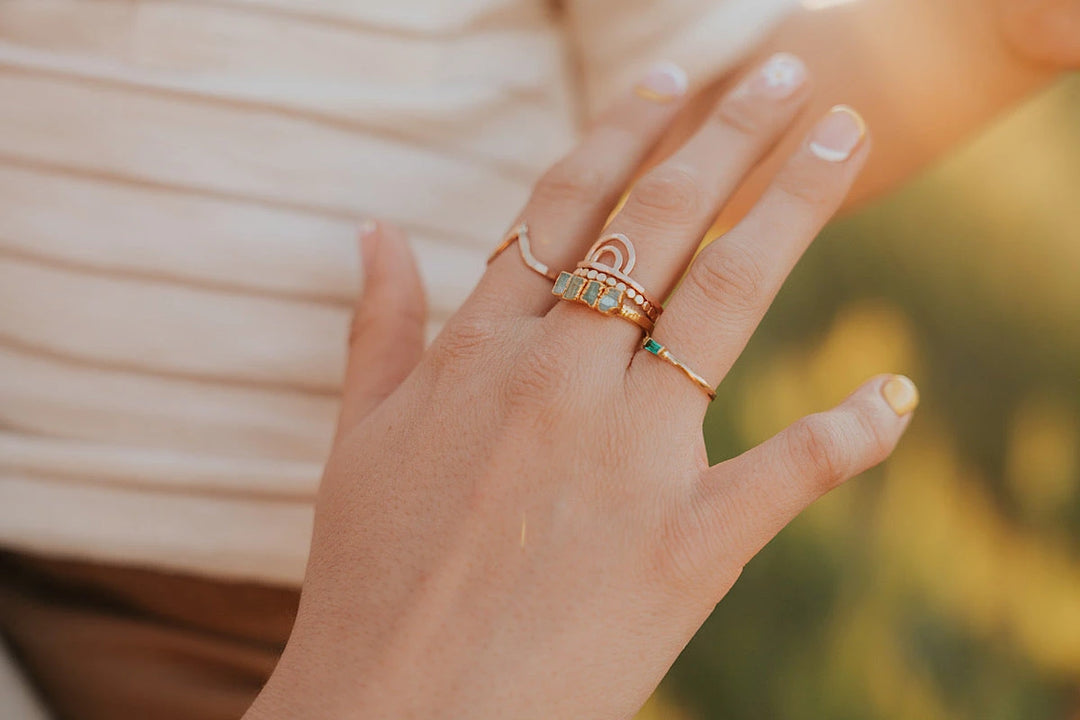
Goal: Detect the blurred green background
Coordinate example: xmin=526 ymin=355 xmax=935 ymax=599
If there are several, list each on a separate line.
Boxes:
xmin=640 ymin=74 xmax=1080 ymax=720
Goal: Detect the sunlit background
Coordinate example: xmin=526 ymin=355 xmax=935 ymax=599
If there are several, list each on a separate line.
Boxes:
xmin=638 ymin=74 xmax=1080 ymax=719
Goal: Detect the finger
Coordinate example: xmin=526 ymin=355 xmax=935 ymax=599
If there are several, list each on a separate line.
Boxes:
xmin=476 ymin=62 xmax=692 ymax=317
xmin=337 ymin=221 xmax=427 ymax=436
xmin=548 ymin=53 xmax=812 ymax=344
xmin=691 ymin=375 xmax=918 ymax=575
xmin=636 ymin=106 xmax=870 ymax=405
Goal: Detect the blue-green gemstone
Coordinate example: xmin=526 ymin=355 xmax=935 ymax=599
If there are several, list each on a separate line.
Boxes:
xmin=643 ymin=338 xmax=663 ymax=355
xmin=563 ymin=275 xmax=586 ymax=300
xmin=551 ymin=272 xmax=572 ymax=296
xmin=596 ymin=289 xmax=620 ymax=313
xmin=582 ymin=280 xmax=603 ymax=307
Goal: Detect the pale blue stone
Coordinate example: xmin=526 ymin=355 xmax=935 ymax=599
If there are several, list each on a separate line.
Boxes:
xmin=582 ymin=281 xmax=603 ymax=307
xmin=563 ymin=275 xmax=586 ymax=300
xmin=596 ymin=291 xmax=619 ymax=313
xmin=551 ymin=272 xmax=572 ymax=296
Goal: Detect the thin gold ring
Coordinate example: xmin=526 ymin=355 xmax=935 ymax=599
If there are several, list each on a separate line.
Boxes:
xmin=487 ymin=223 xmax=559 ymax=281
xmin=641 ymin=337 xmax=716 ymax=400
xmin=552 ymin=271 xmax=654 ymax=333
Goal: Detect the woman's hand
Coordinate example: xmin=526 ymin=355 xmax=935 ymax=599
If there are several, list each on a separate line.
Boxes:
xmin=247 ymin=56 xmax=918 ymax=720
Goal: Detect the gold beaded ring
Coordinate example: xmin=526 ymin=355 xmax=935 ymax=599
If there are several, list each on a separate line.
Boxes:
xmin=574 ymin=234 xmax=662 ymax=321
xmin=641 ymin=336 xmax=716 ymax=401
xmin=552 ymin=233 xmax=660 ymax=334
xmin=552 ymin=270 xmax=655 ymax=333
xmin=487 ymin=223 xmax=559 ymax=282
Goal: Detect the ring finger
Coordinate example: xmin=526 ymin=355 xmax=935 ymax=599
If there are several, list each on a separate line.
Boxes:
xmin=548 ymin=53 xmax=813 ymax=344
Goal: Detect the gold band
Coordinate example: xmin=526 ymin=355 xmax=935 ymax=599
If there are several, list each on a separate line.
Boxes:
xmin=571 ymin=267 xmax=661 ymax=322
xmin=641 ymin=337 xmax=716 ymax=401
xmin=488 ymin=223 xmax=559 ymax=281
xmin=551 ymin=271 xmax=654 ymax=334
xmin=575 ymin=233 xmax=662 ymax=321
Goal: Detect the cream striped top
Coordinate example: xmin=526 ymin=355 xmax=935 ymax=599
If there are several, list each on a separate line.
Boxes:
xmin=0 ymin=0 xmax=795 ymax=586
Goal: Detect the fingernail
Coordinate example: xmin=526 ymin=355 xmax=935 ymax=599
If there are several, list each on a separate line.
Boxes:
xmin=746 ymin=53 xmax=807 ymax=99
xmin=808 ymin=105 xmax=867 ymax=163
xmin=635 ymin=61 xmax=688 ymax=103
xmin=882 ymin=375 xmax=920 ymax=416
xmin=359 ymin=220 xmax=378 ymax=276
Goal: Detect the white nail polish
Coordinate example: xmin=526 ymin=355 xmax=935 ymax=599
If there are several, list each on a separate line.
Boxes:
xmin=808 ymin=105 xmax=866 ymax=162
xmin=635 ymin=61 xmax=689 ymax=103
xmin=758 ymin=53 xmax=807 ymax=97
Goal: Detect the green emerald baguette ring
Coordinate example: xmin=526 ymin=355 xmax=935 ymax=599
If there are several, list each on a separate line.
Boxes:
xmin=642 ymin=337 xmax=717 ymax=401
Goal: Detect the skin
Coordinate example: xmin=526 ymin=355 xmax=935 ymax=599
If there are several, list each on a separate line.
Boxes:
xmin=246 ymin=57 xmax=913 ymax=720
xmin=663 ymin=0 xmax=1080 ymax=225
xmin=242 ymin=4 xmax=1079 ymax=718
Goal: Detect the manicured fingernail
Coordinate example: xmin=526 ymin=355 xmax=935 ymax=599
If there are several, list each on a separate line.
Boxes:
xmin=747 ymin=53 xmax=807 ymax=99
xmin=635 ymin=61 xmax=688 ymax=103
xmin=808 ymin=105 xmax=867 ymax=162
xmin=359 ymin=220 xmax=378 ymax=274
xmin=882 ymin=375 xmax=920 ymax=416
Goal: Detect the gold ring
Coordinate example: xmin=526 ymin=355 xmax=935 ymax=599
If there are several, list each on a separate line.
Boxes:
xmin=552 ymin=232 xmax=661 ymax=333
xmin=574 ymin=233 xmax=662 ymax=321
xmin=488 ymin=223 xmax=559 ymax=281
xmin=552 ymin=271 xmax=654 ymax=333
xmin=641 ymin=337 xmax=716 ymax=400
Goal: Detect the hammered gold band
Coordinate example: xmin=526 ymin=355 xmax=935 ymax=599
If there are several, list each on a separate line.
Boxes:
xmin=488 ymin=223 xmax=559 ymax=281
xmin=642 ymin=337 xmax=716 ymax=401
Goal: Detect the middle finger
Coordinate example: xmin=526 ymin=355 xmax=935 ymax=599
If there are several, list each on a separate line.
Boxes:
xmin=548 ymin=53 xmax=812 ymax=345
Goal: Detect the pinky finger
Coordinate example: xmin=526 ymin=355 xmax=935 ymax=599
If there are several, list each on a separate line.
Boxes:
xmin=336 ymin=221 xmax=427 ymax=439
xmin=693 ymin=374 xmax=919 ymax=569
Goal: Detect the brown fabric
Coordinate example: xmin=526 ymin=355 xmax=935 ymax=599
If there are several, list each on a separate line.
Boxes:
xmin=0 ymin=552 xmax=299 ymax=720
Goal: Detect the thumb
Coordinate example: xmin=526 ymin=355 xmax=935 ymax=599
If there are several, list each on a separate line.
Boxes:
xmin=689 ymin=374 xmax=917 ymax=588
xmin=336 ymin=220 xmax=427 ymax=435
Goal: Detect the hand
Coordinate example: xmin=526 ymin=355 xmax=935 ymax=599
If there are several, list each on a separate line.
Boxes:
xmin=247 ymin=56 xmax=919 ymax=720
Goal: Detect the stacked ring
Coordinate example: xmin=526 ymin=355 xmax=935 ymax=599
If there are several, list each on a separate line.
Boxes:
xmin=488 ymin=223 xmax=559 ymax=281
xmin=641 ymin=337 xmax=716 ymax=401
xmin=552 ymin=270 xmax=655 ymax=333
xmin=575 ymin=233 xmax=661 ymax=321
xmin=552 ymin=233 xmax=661 ymax=333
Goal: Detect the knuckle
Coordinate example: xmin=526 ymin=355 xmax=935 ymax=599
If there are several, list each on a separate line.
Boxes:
xmin=433 ymin=314 xmax=501 ymax=370
xmin=508 ymin=327 xmax=576 ymax=412
xmin=689 ymin=243 xmax=768 ymax=313
xmin=533 ymin=160 xmax=610 ymax=207
xmin=788 ymin=413 xmax=851 ymax=493
xmin=851 ymin=404 xmax=896 ymax=468
xmin=712 ymin=92 xmax=772 ymax=137
xmin=625 ymin=165 xmax=703 ymax=226
xmin=772 ymin=159 xmax=839 ymax=208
